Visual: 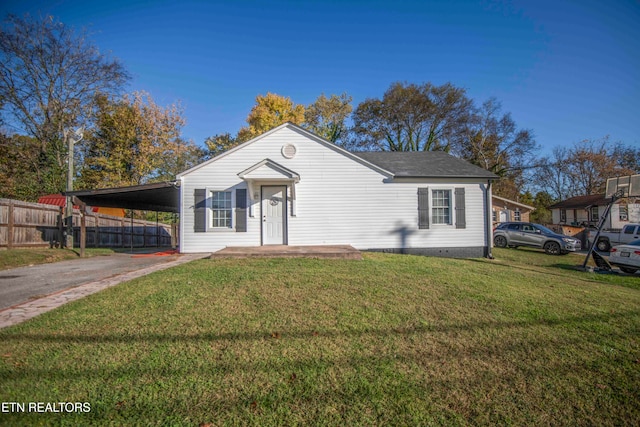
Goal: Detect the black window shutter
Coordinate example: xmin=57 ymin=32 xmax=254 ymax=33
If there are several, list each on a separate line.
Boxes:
xmin=455 ymin=187 xmax=466 ymax=229
xmin=418 ymin=188 xmax=429 ymax=229
xmin=235 ymin=189 xmax=247 ymax=232
xmin=194 ymin=189 xmax=206 ymax=232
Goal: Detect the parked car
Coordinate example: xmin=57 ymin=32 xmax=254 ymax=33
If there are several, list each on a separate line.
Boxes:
xmin=493 ymin=222 xmax=582 ymax=255
xmin=587 ymin=224 xmax=640 ymax=252
xmin=608 ymin=240 xmax=640 ymax=274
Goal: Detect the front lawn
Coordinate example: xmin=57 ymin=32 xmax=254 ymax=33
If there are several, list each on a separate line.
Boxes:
xmin=0 ymin=249 xmax=638 ymax=425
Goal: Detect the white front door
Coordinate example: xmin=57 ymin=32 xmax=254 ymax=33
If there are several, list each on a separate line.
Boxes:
xmin=262 ymin=186 xmax=287 ymax=245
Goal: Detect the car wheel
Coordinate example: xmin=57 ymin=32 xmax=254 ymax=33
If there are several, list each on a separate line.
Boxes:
xmin=596 ymin=239 xmax=610 ymax=252
xmin=543 ymin=241 xmax=561 ymax=255
xmin=494 ymin=235 xmax=507 ymax=248
xmin=619 ymin=266 xmax=638 ymax=274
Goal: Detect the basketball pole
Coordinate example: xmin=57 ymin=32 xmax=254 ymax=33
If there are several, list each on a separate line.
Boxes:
xmin=582 ymin=189 xmax=624 ymax=269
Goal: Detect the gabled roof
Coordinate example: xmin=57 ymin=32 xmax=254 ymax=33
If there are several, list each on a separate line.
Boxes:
xmin=353 ymin=151 xmax=498 ymax=179
xmin=177 ymin=122 xmax=393 ymax=178
xmin=238 ymin=159 xmax=300 ymax=182
xmin=177 ymin=122 xmax=497 ymax=180
xmin=548 ymin=194 xmax=611 ymax=210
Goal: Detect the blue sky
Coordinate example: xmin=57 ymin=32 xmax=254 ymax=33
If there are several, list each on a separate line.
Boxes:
xmin=2 ymin=0 xmax=639 ymax=155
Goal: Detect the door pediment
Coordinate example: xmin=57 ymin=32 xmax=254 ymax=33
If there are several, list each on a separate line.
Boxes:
xmin=237 ymin=159 xmax=300 ymax=182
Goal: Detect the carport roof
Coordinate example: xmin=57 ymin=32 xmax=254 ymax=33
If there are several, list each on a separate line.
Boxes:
xmin=65 ymin=181 xmax=180 ymax=213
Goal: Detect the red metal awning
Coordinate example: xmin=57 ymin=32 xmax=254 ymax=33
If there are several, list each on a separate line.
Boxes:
xmin=37 ymin=194 xmax=68 ymax=207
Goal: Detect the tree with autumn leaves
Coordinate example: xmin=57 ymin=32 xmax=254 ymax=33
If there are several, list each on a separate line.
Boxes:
xmin=205 ymin=92 xmax=353 ymax=156
xmin=532 ymin=138 xmax=638 ymax=200
xmin=78 ymin=92 xmax=203 ymax=189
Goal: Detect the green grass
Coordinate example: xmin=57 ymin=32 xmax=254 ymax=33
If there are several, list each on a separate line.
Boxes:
xmin=0 ymin=248 xmax=638 ymax=425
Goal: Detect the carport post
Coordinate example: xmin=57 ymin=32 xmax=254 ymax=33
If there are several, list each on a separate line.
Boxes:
xmin=73 ymin=197 xmax=87 ymax=258
xmin=130 ymin=210 xmax=134 ymax=253
xmin=80 ymin=208 xmax=86 ymax=257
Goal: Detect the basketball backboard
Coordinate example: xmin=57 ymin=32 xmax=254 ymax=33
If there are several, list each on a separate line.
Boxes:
xmin=606 ymin=174 xmax=640 ymax=198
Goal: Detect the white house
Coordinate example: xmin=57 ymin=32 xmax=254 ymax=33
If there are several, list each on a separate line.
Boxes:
xmin=177 ymin=123 xmax=498 ymax=257
xmin=549 ymin=194 xmax=640 ymax=229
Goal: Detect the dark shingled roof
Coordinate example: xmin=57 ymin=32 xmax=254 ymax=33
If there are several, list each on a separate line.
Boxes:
xmin=548 ymin=194 xmax=611 ymax=209
xmin=353 ymin=151 xmax=498 ymax=179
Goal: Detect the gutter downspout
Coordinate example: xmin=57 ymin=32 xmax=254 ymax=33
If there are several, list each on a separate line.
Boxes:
xmin=178 ymin=176 xmax=184 ymax=253
xmin=485 ymin=180 xmax=494 ymax=259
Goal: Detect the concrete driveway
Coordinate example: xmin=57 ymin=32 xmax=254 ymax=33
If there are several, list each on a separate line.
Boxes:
xmin=0 ymin=252 xmax=210 ymax=328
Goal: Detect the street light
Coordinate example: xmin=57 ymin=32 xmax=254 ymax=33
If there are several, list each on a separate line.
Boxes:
xmin=65 ymin=127 xmax=84 ymax=249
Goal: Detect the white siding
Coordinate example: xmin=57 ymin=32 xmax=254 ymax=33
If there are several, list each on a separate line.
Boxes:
xmin=180 ymin=126 xmax=491 ymax=253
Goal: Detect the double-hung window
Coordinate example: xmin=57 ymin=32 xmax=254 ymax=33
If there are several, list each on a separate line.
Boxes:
xmin=211 ymin=191 xmax=232 ymax=228
xmin=418 ymin=187 xmax=465 ymax=229
xmin=431 ymin=189 xmax=452 ymax=225
xmin=514 ymin=210 xmax=521 ymax=221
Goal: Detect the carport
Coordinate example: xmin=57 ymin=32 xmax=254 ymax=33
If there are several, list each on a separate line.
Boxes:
xmin=65 ymin=181 xmax=180 ymax=255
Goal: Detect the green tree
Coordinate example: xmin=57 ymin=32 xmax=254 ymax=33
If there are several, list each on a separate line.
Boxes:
xmin=530 ymin=191 xmax=554 ymax=224
xmin=0 ymin=14 xmax=129 ymax=194
xmin=0 ymin=133 xmax=43 ymax=200
xmin=351 ymin=82 xmax=473 ymax=151
xmin=304 ymin=93 xmax=352 ymax=143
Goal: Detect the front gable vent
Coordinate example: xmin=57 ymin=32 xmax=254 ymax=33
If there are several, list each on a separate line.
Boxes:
xmin=281 ymin=144 xmax=297 ymax=159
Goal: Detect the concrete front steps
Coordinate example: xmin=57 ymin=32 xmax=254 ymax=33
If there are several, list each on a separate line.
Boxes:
xmin=210 ymin=245 xmax=362 ymax=260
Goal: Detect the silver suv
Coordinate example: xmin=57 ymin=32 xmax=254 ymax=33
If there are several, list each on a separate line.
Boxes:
xmin=493 ymin=222 xmax=581 ymax=255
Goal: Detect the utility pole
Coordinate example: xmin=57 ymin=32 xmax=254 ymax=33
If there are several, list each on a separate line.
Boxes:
xmin=65 ymin=127 xmax=84 ymax=249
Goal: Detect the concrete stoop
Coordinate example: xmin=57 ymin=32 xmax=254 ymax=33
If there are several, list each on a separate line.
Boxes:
xmin=210 ymin=245 xmax=362 ymax=260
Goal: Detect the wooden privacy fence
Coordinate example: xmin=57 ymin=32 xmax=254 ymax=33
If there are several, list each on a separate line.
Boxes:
xmin=0 ymin=198 xmax=174 ymax=249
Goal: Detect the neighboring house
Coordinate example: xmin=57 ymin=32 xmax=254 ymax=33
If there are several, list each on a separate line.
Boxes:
xmin=491 ymin=195 xmax=534 ymax=225
xmin=177 ymin=123 xmax=498 ymax=257
xmin=548 ymin=194 xmax=640 ymax=229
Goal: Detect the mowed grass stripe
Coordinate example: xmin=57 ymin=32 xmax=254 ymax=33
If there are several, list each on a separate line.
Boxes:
xmin=0 ymin=249 xmax=638 ymax=426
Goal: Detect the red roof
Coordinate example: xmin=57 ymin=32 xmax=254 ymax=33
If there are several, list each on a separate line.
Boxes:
xmin=38 ymin=194 xmax=71 ymax=207
xmin=37 ymin=194 xmax=99 ymax=212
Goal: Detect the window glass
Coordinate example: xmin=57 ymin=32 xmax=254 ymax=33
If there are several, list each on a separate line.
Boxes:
xmin=619 ymin=206 xmax=628 ymax=222
xmin=431 ymin=190 xmax=451 ymax=224
xmin=211 ymin=191 xmax=232 ymax=228
xmin=507 ymin=224 xmax=520 ymax=230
